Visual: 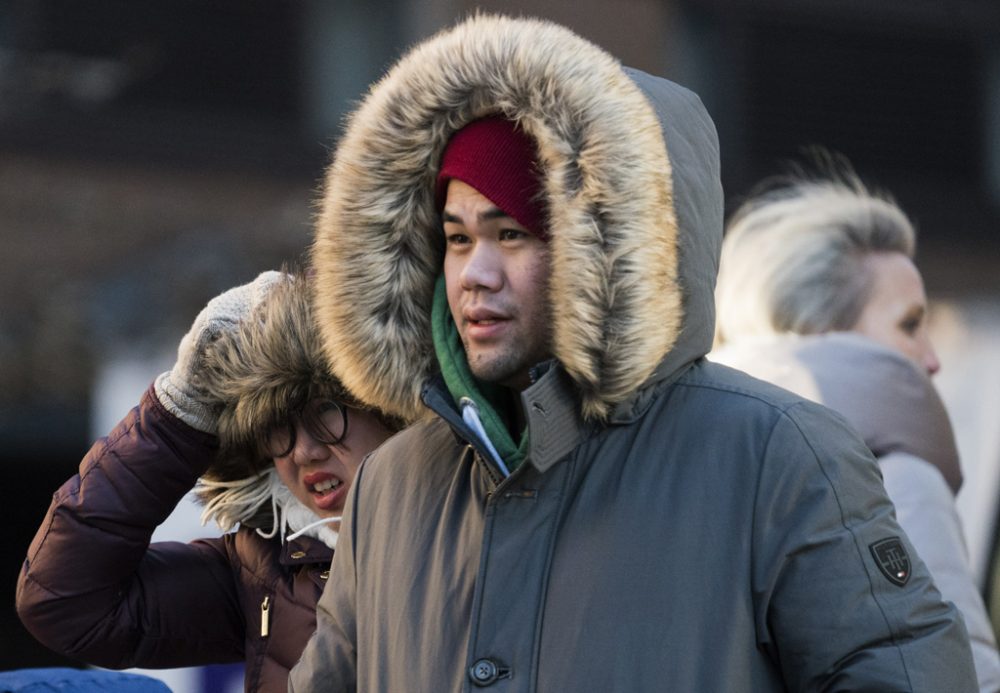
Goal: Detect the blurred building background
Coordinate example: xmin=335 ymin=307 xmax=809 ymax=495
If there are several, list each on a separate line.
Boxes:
xmin=1 ymin=0 xmax=998 ymax=687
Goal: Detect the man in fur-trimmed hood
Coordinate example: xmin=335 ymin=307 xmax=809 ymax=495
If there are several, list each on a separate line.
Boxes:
xmin=290 ymin=14 xmax=975 ymax=692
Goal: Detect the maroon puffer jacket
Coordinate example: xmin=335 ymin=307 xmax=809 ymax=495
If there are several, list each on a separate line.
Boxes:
xmin=15 ymin=387 xmax=333 ymax=693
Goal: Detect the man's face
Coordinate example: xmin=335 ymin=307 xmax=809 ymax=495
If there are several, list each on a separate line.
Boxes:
xmin=442 ymin=179 xmax=552 ymax=390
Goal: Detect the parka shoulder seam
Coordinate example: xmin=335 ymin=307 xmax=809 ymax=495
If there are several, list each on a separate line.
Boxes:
xmin=761 ymin=402 xmax=916 ymax=688
xmin=672 ymin=376 xmax=807 ymax=418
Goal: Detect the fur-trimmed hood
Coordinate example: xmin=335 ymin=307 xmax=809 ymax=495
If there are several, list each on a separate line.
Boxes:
xmin=193 ymin=272 xmax=349 ymax=531
xmin=313 ymin=14 xmax=723 ymax=422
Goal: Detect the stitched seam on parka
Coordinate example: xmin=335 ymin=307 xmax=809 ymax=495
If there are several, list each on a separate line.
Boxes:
xmin=763 ymin=401 xmax=914 ymax=691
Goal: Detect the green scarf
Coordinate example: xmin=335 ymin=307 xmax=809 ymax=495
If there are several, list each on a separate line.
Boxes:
xmin=431 ymin=274 xmax=529 ymax=471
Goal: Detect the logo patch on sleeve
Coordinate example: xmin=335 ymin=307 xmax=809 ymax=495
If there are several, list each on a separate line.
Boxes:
xmin=869 ymin=537 xmax=911 ymax=587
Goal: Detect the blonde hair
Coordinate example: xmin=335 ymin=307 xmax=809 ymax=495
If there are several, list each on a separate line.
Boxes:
xmin=714 ymin=173 xmax=916 ymax=346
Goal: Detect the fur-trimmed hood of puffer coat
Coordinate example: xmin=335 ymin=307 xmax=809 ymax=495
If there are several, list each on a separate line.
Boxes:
xmin=192 ymin=272 xmax=354 ymax=531
xmin=312 ymin=14 xmax=723 ymax=423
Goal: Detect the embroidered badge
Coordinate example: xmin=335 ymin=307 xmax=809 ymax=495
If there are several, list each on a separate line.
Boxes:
xmin=869 ymin=537 xmax=911 ymax=587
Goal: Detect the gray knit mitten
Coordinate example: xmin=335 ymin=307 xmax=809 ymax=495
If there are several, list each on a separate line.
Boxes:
xmin=154 ymin=271 xmax=287 ymax=433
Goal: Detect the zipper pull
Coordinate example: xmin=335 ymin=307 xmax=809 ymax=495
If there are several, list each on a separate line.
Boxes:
xmin=260 ymin=595 xmax=271 ymax=638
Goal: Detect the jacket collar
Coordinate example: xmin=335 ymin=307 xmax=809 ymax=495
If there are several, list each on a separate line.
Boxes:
xmin=519 ymin=363 xmax=591 ymax=473
xmin=423 ymin=363 xmax=590 ymax=476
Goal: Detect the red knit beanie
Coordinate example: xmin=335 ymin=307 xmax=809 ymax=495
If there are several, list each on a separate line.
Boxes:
xmin=436 ymin=116 xmax=548 ymax=240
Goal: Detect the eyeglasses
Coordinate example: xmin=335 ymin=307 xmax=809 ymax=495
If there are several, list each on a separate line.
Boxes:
xmin=263 ymin=399 xmax=349 ymax=459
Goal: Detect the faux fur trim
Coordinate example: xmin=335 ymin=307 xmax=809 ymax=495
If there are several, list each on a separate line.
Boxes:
xmin=313 ymin=14 xmax=681 ymax=422
xmin=196 ymin=468 xmax=339 ymax=548
xmin=194 ymin=272 xmax=347 ymax=499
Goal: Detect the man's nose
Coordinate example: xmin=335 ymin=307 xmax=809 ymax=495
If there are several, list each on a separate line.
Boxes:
xmin=460 ymin=243 xmax=503 ymax=291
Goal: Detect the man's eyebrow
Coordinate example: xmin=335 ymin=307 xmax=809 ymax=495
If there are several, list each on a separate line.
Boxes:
xmin=442 ymin=207 xmax=512 ymax=224
xmin=478 ymin=207 xmax=510 ymax=222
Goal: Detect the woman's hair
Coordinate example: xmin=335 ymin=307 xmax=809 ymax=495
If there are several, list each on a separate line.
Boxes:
xmin=714 ymin=169 xmax=916 ymax=346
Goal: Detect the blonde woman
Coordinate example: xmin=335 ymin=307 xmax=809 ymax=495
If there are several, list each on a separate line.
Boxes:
xmin=712 ymin=172 xmax=1000 ymax=692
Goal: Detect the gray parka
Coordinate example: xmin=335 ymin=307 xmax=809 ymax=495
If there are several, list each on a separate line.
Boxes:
xmin=289 ymin=14 xmax=976 ymax=692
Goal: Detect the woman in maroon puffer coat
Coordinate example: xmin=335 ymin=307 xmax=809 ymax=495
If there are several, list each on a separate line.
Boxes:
xmin=16 ymin=270 xmax=401 ymax=692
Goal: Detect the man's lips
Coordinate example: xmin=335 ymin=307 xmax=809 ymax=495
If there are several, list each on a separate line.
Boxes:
xmin=464 ymin=307 xmax=509 ymax=324
xmin=463 ymin=309 xmax=510 ymax=340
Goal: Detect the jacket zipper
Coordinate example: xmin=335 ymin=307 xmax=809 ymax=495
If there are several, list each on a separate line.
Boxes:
xmin=260 ymin=595 xmax=271 ymax=638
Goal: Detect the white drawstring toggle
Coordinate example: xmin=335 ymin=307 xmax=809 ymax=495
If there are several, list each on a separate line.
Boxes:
xmin=460 ymin=397 xmax=511 ymax=478
xmin=287 ymin=516 xmax=341 ymax=542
